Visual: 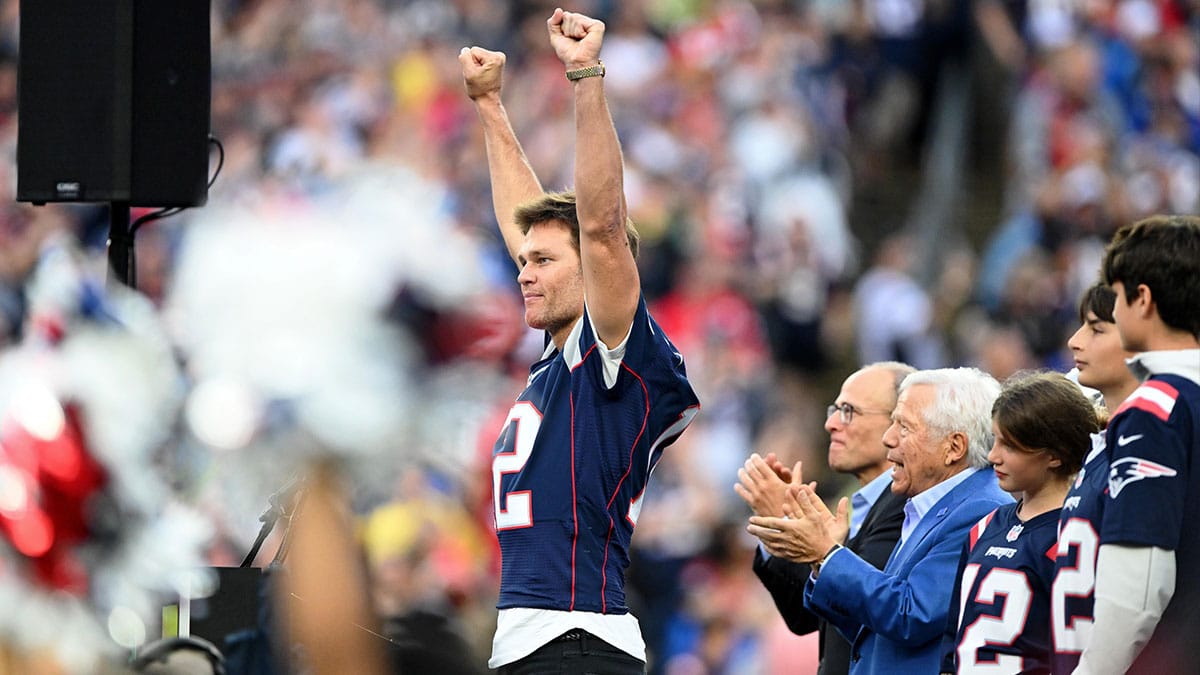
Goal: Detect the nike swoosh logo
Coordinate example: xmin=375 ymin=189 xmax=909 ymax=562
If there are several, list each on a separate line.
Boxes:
xmin=1117 ymin=434 xmax=1144 ymax=447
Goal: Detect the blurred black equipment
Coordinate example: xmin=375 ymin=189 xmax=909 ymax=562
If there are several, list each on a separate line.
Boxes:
xmin=17 ymin=0 xmax=212 ymax=287
xmin=17 ymin=0 xmax=211 ymax=207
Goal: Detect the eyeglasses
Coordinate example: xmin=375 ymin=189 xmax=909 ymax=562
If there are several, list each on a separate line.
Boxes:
xmin=826 ymin=402 xmax=892 ymax=425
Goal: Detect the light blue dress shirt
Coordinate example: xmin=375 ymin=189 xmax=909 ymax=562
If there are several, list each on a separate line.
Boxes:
xmin=849 ymin=470 xmax=894 ymax=539
xmin=897 ymin=466 xmax=980 ymax=551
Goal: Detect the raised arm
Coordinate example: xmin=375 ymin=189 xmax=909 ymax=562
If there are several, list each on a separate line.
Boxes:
xmin=547 ymin=9 xmax=640 ymax=349
xmin=459 ymin=46 xmax=543 ymax=266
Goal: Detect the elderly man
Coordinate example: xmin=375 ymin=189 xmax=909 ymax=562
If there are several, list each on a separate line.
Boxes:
xmin=737 ymin=362 xmax=913 ymax=675
xmin=749 ymin=368 xmax=1013 ymax=675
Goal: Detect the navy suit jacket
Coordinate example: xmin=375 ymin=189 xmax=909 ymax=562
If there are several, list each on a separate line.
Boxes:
xmin=803 ymin=467 xmax=1013 ymax=675
xmin=753 ymin=482 xmax=906 ymax=675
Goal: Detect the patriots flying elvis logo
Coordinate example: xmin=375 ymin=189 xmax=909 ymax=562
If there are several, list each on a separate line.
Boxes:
xmin=1108 ymin=457 xmax=1177 ymax=498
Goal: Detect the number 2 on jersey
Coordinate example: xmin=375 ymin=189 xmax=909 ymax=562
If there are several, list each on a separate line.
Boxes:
xmin=1052 ymin=518 xmax=1098 ymax=653
xmin=957 ymin=564 xmax=1032 ymax=672
xmin=493 ymin=402 xmax=541 ymax=530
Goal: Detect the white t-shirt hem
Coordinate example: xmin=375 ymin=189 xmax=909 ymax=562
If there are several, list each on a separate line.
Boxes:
xmin=488 ymin=607 xmax=645 ymax=668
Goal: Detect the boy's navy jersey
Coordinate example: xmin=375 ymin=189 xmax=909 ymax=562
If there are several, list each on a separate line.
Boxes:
xmin=492 ymin=296 xmax=699 ymax=614
xmin=1051 ymin=433 xmax=1107 ymax=674
xmin=944 ymin=504 xmax=1059 ymax=674
xmin=1099 ymin=371 xmax=1200 ymax=672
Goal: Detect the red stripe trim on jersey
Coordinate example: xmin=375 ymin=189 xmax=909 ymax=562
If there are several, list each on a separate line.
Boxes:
xmin=1114 ymin=380 xmax=1179 ymax=421
xmin=968 ymin=509 xmax=996 ymax=552
xmin=601 ymin=516 xmax=615 ymax=614
xmin=626 ymin=489 xmax=644 ymax=527
xmin=1118 ymin=398 xmax=1173 ymax=422
xmin=1044 ymin=542 xmax=1057 ymax=562
xmin=569 ymin=389 xmax=578 ymax=611
xmin=602 ymin=362 xmax=651 ymax=613
xmin=627 ymin=406 xmax=702 ymax=526
xmin=568 ymin=343 xmax=600 ymax=612
xmin=1145 ymin=379 xmax=1180 ymax=399
xmin=605 ymin=363 xmax=650 ymax=511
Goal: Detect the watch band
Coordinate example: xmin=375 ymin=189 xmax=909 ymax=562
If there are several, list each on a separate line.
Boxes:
xmin=565 ymin=61 xmax=605 ymax=81
xmin=811 ymin=542 xmax=843 ymax=576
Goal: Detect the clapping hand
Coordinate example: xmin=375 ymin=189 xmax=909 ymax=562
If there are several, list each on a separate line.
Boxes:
xmin=735 ymin=452 xmax=806 ymax=517
xmin=787 ymin=483 xmax=850 ymax=549
xmin=746 ymin=484 xmax=848 ymax=564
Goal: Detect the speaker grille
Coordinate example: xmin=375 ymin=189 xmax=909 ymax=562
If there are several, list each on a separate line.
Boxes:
xmin=17 ymin=0 xmax=210 ymax=207
xmin=17 ymin=1 xmax=128 ymax=203
xmin=131 ymin=1 xmax=210 ymax=207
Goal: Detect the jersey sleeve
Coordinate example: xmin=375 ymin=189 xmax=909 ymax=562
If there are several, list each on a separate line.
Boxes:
xmin=580 ymin=295 xmax=692 ymax=395
xmin=1102 ymin=393 xmax=1189 ymax=549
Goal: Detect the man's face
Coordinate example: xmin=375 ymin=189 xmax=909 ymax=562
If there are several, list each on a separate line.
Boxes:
xmin=824 ymin=368 xmax=895 ymax=482
xmin=882 ymin=383 xmax=953 ymax=497
xmin=1067 ymin=310 xmax=1133 ymax=393
xmin=517 ymin=221 xmax=584 ymax=339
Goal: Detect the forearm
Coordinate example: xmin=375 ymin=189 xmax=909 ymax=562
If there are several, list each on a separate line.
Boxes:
xmin=811 ymin=544 xmax=958 ymax=644
xmin=1075 ymin=544 xmax=1175 ymax=674
xmin=803 ymin=567 xmax=864 ymax=642
xmin=473 ymin=92 xmax=542 ymax=263
xmin=570 ymin=72 xmax=639 ymax=345
xmin=572 ymin=76 xmax=626 ymax=241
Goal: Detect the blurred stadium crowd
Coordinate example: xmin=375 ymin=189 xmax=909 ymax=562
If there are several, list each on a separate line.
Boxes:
xmin=0 ymin=0 xmax=1196 ymax=673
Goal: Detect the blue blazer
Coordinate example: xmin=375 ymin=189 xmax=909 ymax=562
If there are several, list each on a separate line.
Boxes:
xmin=803 ymin=467 xmax=1013 ymax=675
xmin=753 ymin=483 xmax=906 ymax=675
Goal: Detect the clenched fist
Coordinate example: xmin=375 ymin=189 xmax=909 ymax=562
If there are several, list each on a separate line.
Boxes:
xmin=459 ymin=46 xmax=505 ymax=100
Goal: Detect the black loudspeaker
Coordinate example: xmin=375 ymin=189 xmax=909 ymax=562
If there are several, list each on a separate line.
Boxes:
xmin=17 ymin=0 xmax=210 ymax=207
xmin=187 ymin=567 xmax=264 ymax=647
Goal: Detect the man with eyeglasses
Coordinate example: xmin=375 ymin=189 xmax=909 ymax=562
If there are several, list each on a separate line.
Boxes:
xmin=736 ymin=361 xmax=913 ymax=675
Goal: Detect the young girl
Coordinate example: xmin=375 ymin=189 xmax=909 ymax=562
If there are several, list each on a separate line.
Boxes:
xmin=1051 ymin=283 xmax=1139 ymax=673
xmin=942 ymin=371 xmax=1100 ymax=673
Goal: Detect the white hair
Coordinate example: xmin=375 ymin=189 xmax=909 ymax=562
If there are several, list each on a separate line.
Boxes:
xmin=899 ymin=367 xmax=1001 ymax=469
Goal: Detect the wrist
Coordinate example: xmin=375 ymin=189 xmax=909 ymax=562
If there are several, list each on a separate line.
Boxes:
xmin=565 ymin=58 xmax=601 ymax=70
xmin=469 ymin=90 xmax=503 ymax=105
xmin=565 ymin=60 xmax=604 ymax=82
xmin=810 ymin=542 xmax=843 ymax=578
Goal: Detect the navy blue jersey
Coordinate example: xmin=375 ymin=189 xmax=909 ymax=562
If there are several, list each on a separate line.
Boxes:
xmin=1051 ymin=435 xmax=1107 ymax=674
xmin=492 ymin=297 xmax=699 ymax=614
xmin=1099 ymin=374 xmax=1200 ymax=672
xmin=946 ymin=504 xmax=1058 ymax=674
